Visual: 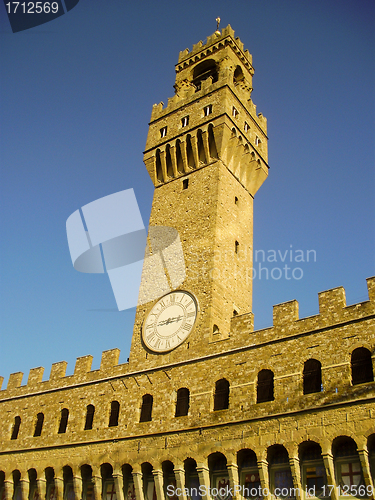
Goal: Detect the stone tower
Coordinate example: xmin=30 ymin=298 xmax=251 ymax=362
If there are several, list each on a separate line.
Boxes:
xmin=129 ymin=25 xmax=269 ymax=368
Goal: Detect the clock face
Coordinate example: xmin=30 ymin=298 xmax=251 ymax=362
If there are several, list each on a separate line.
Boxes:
xmin=142 ymin=290 xmax=198 ymax=353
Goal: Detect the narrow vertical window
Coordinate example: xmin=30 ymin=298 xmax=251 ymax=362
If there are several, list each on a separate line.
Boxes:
xmin=160 ymin=127 xmax=167 ymax=138
xmin=183 ymin=178 xmax=189 ymax=190
xmin=235 ymin=240 xmax=239 ymax=254
xmin=303 ymin=359 xmax=322 ymax=394
xmin=175 ymin=388 xmax=190 ymax=417
xmin=34 ymin=413 xmax=44 ymax=437
xmin=11 ymin=416 xmax=21 ymax=440
xmin=204 ymin=105 xmax=212 ymax=116
xmin=181 ymin=116 xmax=189 ymax=127
xmin=84 ymin=404 xmax=95 ymax=430
xmin=140 ymin=394 xmax=153 ymax=422
xmin=214 ymin=379 xmax=229 ymax=411
xmin=232 ymin=106 xmax=239 ymax=118
xmin=109 ymin=401 xmax=120 ymax=427
xmin=244 ymin=122 xmax=250 ymax=132
xmin=351 ymin=347 xmax=373 ymax=385
xmin=58 ymin=408 xmax=69 ymax=434
xmin=255 ymin=136 xmax=260 ymax=146
xmin=234 ymin=196 xmax=239 ymax=205
xmin=257 ymin=370 xmax=274 ymax=403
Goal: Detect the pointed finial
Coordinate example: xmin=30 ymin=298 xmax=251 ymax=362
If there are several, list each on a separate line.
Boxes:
xmin=215 ymin=17 xmax=221 ymax=35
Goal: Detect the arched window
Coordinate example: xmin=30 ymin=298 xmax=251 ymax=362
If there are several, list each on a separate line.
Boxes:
xmin=192 ymin=59 xmax=218 ymax=91
xmin=175 ymin=388 xmax=190 ymax=417
xmin=257 ymin=370 xmax=274 ymax=403
xmin=233 ymin=66 xmax=244 ymax=84
xmin=11 ymin=416 xmax=21 ymax=440
xmin=140 ymin=394 xmax=153 ymax=422
xmin=58 ymin=408 xmax=69 ymax=434
xmin=214 ymin=379 xmax=229 ymax=411
xmin=34 ymin=413 xmax=44 ymax=437
xmin=84 ymin=404 xmax=95 ymax=430
xmin=351 ymin=347 xmax=373 ymax=385
xmin=303 ymin=359 xmax=322 ymax=394
xmin=108 ymin=401 xmax=120 ymax=427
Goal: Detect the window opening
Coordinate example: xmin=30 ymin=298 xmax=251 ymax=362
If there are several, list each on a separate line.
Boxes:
xmin=257 ymin=370 xmax=274 ymax=403
xmin=303 ymin=359 xmax=322 ymax=394
xmin=11 ymin=416 xmax=21 ymax=440
xmin=204 ymin=105 xmax=213 ymax=116
xmin=183 ymin=179 xmax=189 ymax=190
xmin=34 ymin=413 xmax=44 ymax=437
xmin=181 ymin=116 xmax=189 ymax=127
xmin=58 ymin=408 xmax=69 ymax=434
xmin=140 ymin=394 xmax=153 ymax=422
xmin=351 ymin=347 xmax=373 ymax=384
xmin=175 ymin=388 xmax=190 ymax=417
xmin=108 ymin=401 xmax=120 ymax=427
xmin=84 ymin=404 xmax=95 ymax=430
xmin=160 ymin=127 xmax=167 ymax=138
xmin=244 ymin=122 xmax=250 ymax=132
xmin=232 ymin=107 xmax=239 ymax=118
xmin=214 ymin=379 xmax=229 ymax=411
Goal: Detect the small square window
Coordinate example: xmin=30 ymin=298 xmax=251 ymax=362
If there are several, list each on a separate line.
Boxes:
xmin=183 ymin=179 xmax=189 ymax=190
xmin=160 ymin=127 xmax=167 ymax=138
xmin=232 ymin=107 xmax=239 ymax=118
xmin=244 ymin=122 xmax=250 ymax=132
xmin=204 ymin=105 xmax=212 ymax=116
xmin=181 ymin=116 xmax=189 ymax=127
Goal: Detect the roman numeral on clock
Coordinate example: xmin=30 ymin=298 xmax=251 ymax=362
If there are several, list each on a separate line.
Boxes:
xmin=182 ymin=323 xmax=192 ymax=331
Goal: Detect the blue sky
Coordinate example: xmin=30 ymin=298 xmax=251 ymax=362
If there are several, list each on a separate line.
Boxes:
xmin=0 ymin=0 xmax=374 ymax=387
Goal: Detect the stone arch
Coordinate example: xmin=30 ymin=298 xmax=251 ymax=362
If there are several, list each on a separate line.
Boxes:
xmin=234 ymin=65 xmax=245 ymax=84
xmin=367 ymin=434 xmax=375 ymax=481
xmin=192 ymin=59 xmax=218 ymax=91
xmin=332 ymin=436 xmax=364 ymax=490
xmin=208 ymin=451 xmax=228 ymax=472
xmin=238 ymin=448 xmax=258 ymax=469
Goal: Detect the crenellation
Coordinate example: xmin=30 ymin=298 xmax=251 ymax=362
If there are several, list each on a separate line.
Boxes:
xmin=27 ymin=367 xmax=44 ymax=387
xmin=273 ymin=300 xmax=299 ymax=327
xmin=318 ymin=286 xmax=346 ymax=320
xmin=0 ymin=26 xmax=374 ymax=493
xmin=73 ymin=355 xmax=93 ymax=378
xmin=367 ymin=276 xmax=375 ymax=302
xmin=100 ymin=348 xmax=120 ymax=371
xmin=6 ymin=372 xmax=23 ymax=390
xmin=49 ymin=360 xmax=68 ymax=381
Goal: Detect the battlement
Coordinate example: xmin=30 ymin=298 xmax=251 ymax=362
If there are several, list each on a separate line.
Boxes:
xmin=1 ymin=277 xmax=374 ymax=398
xmin=177 ymin=25 xmax=252 ymax=66
xmin=147 ymin=24 xmax=265 ymax=130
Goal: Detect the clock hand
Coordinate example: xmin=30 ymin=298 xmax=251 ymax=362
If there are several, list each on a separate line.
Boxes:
xmin=158 ymin=315 xmax=183 ymax=326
